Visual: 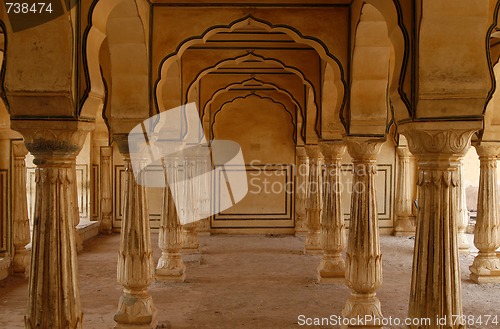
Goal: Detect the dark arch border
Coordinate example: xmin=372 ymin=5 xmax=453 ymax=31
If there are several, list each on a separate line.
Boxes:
xmin=153 ymin=14 xmax=348 ymax=139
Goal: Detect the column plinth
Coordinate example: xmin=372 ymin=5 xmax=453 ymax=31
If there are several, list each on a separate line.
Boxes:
xmin=393 ymin=145 xmax=416 ymax=236
xmin=295 ymin=146 xmax=309 ymax=237
xmin=341 ymin=137 xmax=384 ymax=328
xmin=113 ymin=136 xmax=157 ymax=328
xmin=12 ymin=120 xmax=93 ymax=329
xmin=469 ymin=142 xmax=500 ymax=283
xmin=400 ymin=122 xmax=480 ymax=328
xmin=304 ymin=145 xmax=323 ymax=254
xmin=156 ymin=157 xmax=186 ymax=282
xmin=11 ymin=141 xmax=31 ymax=278
xmin=317 ymin=141 xmax=346 ymax=283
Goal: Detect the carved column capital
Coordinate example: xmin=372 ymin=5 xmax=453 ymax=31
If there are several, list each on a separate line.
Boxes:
xmin=296 ymin=146 xmax=307 ymax=158
xmin=396 ymin=145 xmax=412 ymax=158
xmin=305 ymin=144 xmax=322 ymax=159
xmin=344 ymin=137 xmax=384 ymax=161
xmin=319 ymin=141 xmax=345 ymax=160
xmin=11 ymin=120 xmax=93 ymax=161
xmin=399 ymin=121 xmax=480 ymax=168
xmin=12 ymin=140 xmax=28 ymax=158
xmin=474 ymin=141 xmax=500 ymax=158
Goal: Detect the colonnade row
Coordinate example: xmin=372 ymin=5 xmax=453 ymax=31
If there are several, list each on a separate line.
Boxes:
xmin=6 ymin=120 xmax=500 ymax=328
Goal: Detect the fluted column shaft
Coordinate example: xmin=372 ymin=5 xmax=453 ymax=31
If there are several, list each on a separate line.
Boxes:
xmin=469 ymin=142 xmax=500 ymax=283
xmin=114 ymin=137 xmax=157 ymax=328
xmin=457 ymin=160 xmax=470 ymax=253
xmin=393 ymin=145 xmax=416 ymax=236
xmin=304 ymin=145 xmax=323 ymax=254
xmin=100 ymin=146 xmax=113 ymax=234
xmin=11 ymin=141 xmax=31 ymax=278
xmin=295 ymin=146 xmax=309 ymax=236
xmin=342 ymin=138 xmax=384 ymax=327
xmin=197 ymin=146 xmax=211 ymax=235
xmin=401 ymin=122 xmax=479 ymax=328
xmin=156 ymin=157 xmax=186 ymax=282
xmin=12 ymin=121 xmax=92 ymax=329
xmin=182 ymin=152 xmax=199 ymax=252
xmin=317 ymin=141 xmax=346 ymax=283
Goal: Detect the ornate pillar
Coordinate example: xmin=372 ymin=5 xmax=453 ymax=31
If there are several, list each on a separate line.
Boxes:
xmin=341 ymin=137 xmax=384 ymax=327
xmin=100 ymin=146 xmax=113 ymax=234
xmin=393 ymin=145 xmax=416 ymax=236
xmin=156 ymin=156 xmax=186 ymax=282
xmin=11 ymin=140 xmax=31 ymax=278
xmin=182 ymin=151 xmax=199 ymax=253
xmin=457 ymin=160 xmax=470 ymax=253
xmin=197 ymin=145 xmax=211 ymax=235
xmin=469 ymin=142 xmax=500 ymax=283
xmin=304 ymin=145 xmax=323 ymax=254
xmin=12 ymin=120 xmax=91 ymax=329
xmin=295 ymin=146 xmax=309 ymax=236
xmin=317 ymin=141 xmax=346 ymax=283
xmin=113 ymin=136 xmax=157 ymax=329
xmin=400 ymin=122 xmax=479 ymax=328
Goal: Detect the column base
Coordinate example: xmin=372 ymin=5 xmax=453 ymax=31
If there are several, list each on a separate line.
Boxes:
xmin=156 ymin=253 xmax=186 ymax=282
xmin=99 ymin=218 xmax=113 ymax=235
xmin=295 ymin=228 xmax=308 ymax=237
xmin=393 ymin=216 xmax=416 ymax=237
xmin=457 ymin=233 xmax=470 ymax=254
xmin=469 ymin=254 xmax=500 ymax=283
xmin=304 ymin=231 xmax=322 ymax=254
xmin=12 ymin=248 xmax=30 ymax=278
xmin=342 ymin=293 xmax=383 ymax=328
xmin=114 ymin=289 xmax=157 ymax=329
xmin=317 ymin=254 xmax=345 ymax=284
xmin=0 ymin=256 xmax=11 ymax=281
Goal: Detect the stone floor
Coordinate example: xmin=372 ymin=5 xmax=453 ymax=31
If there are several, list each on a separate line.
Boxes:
xmin=0 ymin=233 xmax=499 ymax=328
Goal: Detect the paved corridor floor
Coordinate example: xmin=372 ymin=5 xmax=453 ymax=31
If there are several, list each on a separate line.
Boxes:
xmin=0 ymin=233 xmax=499 ymax=328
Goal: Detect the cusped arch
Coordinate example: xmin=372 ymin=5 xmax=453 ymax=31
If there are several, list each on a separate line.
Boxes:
xmin=82 ymin=0 xmax=149 ymax=124
xmin=350 ymin=3 xmax=394 ymax=136
xmin=155 ymin=15 xmax=347 ymax=137
xmin=202 ymin=77 xmax=302 ymax=126
xmin=211 ymin=93 xmax=295 ymax=141
xmin=362 ymin=0 xmax=411 ymax=121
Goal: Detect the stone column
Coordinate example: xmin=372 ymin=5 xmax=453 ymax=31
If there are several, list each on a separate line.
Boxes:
xmin=156 ymin=156 xmax=186 ymax=282
xmin=11 ymin=140 xmax=31 ymax=278
xmin=400 ymin=122 xmax=479 ymax=328
xmin=393 ymin=145 xmax=416 ymax=236
xmin=100 ymin=146 xmax=113 ymax=234
xmin=304 ymin=145 xmax=323 ymax=254
xmin=113 ymin=136 xmax=157 ymax=329
xmin=197 ymin=145 xmax=211 ymax=235
xmin=295 ymin=146 xmax=309 ymax=236
xmin=12 ymin=120 xmax=92 ymax=329
xmin=457 ymin=160 xmax=470 ymax=253
xmin=182 ymin=151 xmax=200 ymax=253
xmin=317 ymin=141 xmax=346 ymax=283
xmin=469 ymin=142 xmax=500 ymax=283
xmin=341 ymin=137 xmax=384 ymax=327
